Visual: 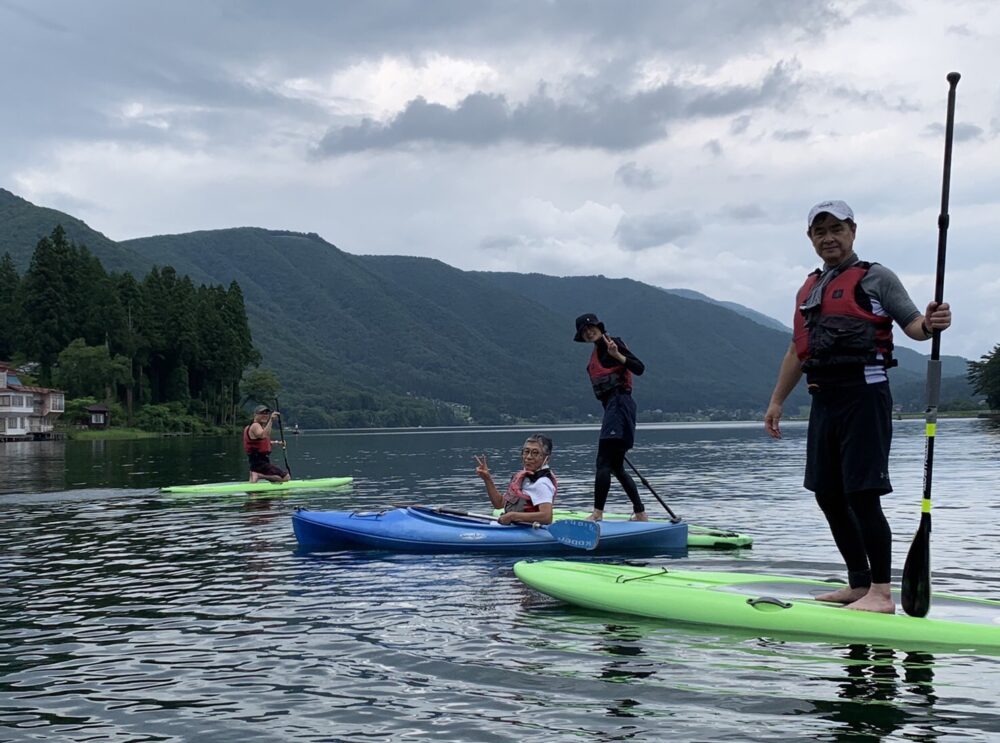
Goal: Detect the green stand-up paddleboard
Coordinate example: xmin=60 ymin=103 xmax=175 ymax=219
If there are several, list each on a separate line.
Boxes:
xmin=161 ymin=476 xmax=353 ymax=495
xmin=514 ymin=561 xmax=1000 ymax=651
xmin=493 ymin=508 xmax=751 ymax=548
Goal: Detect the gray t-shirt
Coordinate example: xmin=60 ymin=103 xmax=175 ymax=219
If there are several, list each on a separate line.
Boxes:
xmin=858 ymin=262 xmax=921 ymax=328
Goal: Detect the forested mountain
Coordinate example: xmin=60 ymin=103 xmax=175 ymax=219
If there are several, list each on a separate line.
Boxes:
xmin=0 ymin=189 xmax=151 ymax=276
xmin=664 ymin=287 xmax=792 ymax=333
xmin=0 ymin=189 xmax=978 ymax=426
xmin=1 ymin=225 xmax=258 ymax=430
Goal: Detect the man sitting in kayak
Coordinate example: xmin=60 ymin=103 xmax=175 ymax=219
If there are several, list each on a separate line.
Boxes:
xmin=475 ymin=434 xmax=557 ymax=525
xmin=244 ymin=404 xmax=290 ymax=484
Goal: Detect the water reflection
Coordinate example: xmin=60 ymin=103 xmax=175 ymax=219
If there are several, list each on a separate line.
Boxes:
xmin=809 ymin=645 xmax=939 ymax=741
xmin=4 ymin=422 xmax=1000 ymax=741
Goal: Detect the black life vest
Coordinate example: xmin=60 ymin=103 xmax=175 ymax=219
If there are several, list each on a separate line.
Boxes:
xmin=587 ymin=344 xmax=632 ymax=399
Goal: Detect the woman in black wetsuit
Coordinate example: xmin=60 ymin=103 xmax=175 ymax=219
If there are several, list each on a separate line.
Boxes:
xmin=573 ymin=313 xmax=647 ymax=521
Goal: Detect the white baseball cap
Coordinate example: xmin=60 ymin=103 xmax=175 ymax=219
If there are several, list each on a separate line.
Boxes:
xmin=807 ymin=200 xmax=855 ymax=227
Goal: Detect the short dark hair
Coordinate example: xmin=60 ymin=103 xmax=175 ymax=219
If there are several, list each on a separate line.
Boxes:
xmin=524 ymin=433 xmax=552 ymax=456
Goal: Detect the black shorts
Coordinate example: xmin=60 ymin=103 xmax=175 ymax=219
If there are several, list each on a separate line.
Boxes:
xmin=805 ymin=381 xmax=893 ymax=496
xmin=248 ymin=454 xmax=287 ymax=478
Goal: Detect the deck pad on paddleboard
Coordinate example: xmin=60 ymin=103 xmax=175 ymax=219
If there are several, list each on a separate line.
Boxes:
xmin=712 ymin=580 xmax=1000 ymax=626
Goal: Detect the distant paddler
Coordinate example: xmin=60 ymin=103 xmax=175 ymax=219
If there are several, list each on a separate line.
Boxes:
xmin=244 ymin=404 xmax=290 ymax=483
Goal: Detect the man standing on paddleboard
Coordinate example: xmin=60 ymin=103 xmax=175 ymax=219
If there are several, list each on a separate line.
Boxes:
xmin=764 ymin=200 xmax=951 ymax=613
xmin=244 ymin=404 xmax=290 ymax=483
xmin=573 ymin=313 xmax=648 ymax=523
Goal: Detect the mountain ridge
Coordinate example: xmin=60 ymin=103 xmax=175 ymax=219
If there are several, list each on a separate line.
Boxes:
xmin=0 ymin=189 xmax=977 ymax=425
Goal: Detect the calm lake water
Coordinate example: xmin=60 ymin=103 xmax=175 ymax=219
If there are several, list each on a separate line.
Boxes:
xmin=3 ymin=419 xmax=1000 ymax=742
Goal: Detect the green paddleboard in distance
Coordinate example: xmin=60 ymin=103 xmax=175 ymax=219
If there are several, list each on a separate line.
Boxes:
xmin=161 ymin=476 xmax=353 ymax=495
xmin=492 ymin=508 xmax=752 ymax=548
xmin=514 ymin=561 xmax=1000 ymax=651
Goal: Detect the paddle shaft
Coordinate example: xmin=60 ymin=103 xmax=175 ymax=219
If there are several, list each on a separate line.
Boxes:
xmin=923 ymin=70 xmax=959 ymax=506
xmin=434 ymin=506 xmax=546 ymax=526
xmin=274 ymin=397 xmax=292 ymax=477
xmin=415 ymin=507 xmax=599 ymax=549
xmin=902 ymin=71 xmax=960 ymax=618
xmin=624 ymin=456 xmax=681 ymax=522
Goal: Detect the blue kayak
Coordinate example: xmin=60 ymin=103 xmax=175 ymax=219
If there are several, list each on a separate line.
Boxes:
xmin=292 ymin=506 xmax=688 ymax=554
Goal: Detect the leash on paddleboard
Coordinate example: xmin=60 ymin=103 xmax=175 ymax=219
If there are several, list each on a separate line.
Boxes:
xmin=901 ymin=71 xmax=960 ymax=619
xmin=624 ymin=456 xmax=681 ymax=523
xmin=274 ymin=397 xmax=293 ymax=478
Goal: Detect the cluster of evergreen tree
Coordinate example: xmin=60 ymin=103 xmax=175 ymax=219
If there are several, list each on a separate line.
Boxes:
xmin=0 ymin=226 xmax=260 ymax=428
xmin=969 ymin=344 xmax=1000 ymax=411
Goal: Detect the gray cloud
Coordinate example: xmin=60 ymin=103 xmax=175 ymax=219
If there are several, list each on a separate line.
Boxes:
xmin=719 ymin=203 xmax=766 ymax=221
xmin=614 ymin=161 xmax=659 ymax=190
xmin=479 ymin=235 xmax=524 ymax=251
xmin=685 ymin=61 xmax=799 ymax=116
xmin=923 ymin=122 xmax=985 ymax=141
xmin=315 ymin=63 xmax=802 ymax=155
xmin=0 ymin=0 xmax=70 ymax=32
xmin=772 ymin=128 xmax=810 ymax=141
xmin=614 ymin=211 xmax=700 ymax=251
xmin=830 ymin=84 xmax=921 ymax=113
xmin=0 ymin=0 xmax=832 ymax=173
xmin=851 ymin=0 xmax=907 ymax=19
xmin=730 ymin=115 xmax=752 ymax=135
xmin=704 ymin=139 xmax=723 ymax=157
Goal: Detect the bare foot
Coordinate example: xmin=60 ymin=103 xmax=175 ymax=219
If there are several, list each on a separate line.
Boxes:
xmin=815 ymin=586 xmax=868 ymax=604
xmin=845 ymin=585 xmax=895 ymax=614
xmin=585 ymin=510 xmax=603 ymax=522
xmin=630 ymin=512 xmax=649 ymax=522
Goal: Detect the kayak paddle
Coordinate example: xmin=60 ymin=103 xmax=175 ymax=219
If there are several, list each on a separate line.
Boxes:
xmin=274 ymin=397 xmax=293 ymax=478
xmin=624 ymin=456 xmax=682 ymax=523
xmin=901 ymin=71 xmax=960 ymax=619
xmin=416 ymin=506 xmax=601 ymax=550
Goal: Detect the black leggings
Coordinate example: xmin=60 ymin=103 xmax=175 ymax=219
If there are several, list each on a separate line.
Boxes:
xmin=594 ymin=438 xmax=645 ymax=513
xmin=815 ymin=489 xmax=892 ymax=587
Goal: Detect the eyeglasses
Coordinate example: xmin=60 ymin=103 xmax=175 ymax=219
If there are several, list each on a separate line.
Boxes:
xmin=522 ymin=448 xmax=546 ymax=458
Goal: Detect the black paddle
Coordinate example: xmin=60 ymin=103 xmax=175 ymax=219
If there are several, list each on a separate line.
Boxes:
xmin=901 ymin=71 xmax=960 ymax=618
xmin=273 ymin=397 xmax=293 ymax=478
xmin=624 ymin=456 xmax=682 ymax=523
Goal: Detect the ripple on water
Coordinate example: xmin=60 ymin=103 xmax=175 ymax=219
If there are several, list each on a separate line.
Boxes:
xmin=3 ymin=421 xmax=1000 ymax=740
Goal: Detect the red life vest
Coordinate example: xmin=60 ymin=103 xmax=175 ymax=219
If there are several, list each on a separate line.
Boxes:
xmin=502 ymin=468 xmax=558 ymax=513
xmin=243 ymin=425 xmax=272 ymax=455
xmin=587 ymin=346 xmax=632 ymax=399
xmin=793 ymin=263 xmax=895 ymax=369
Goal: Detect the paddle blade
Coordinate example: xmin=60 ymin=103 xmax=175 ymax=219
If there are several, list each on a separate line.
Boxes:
xmin=901 ymin=513 xmax=932 ymax=617
xmin=548 ymin=519 xmax=600 ymax=550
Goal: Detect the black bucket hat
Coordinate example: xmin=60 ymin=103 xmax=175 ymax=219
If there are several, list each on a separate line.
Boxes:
xmin=573 ymin=313 xmax=606 ymax=342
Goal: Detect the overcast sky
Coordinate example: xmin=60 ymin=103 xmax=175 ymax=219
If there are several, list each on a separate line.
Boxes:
xmin=3 ymin=0 xmax=998 ymax=359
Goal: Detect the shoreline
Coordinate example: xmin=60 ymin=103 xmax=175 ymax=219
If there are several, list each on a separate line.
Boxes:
xmin=3 ymin=410 xmax=988 ymax=443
